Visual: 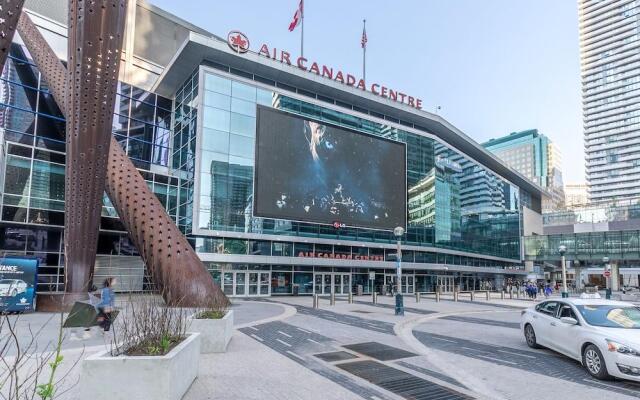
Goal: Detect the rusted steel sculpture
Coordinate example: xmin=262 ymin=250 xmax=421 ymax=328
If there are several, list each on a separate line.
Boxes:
xmin=105 ymin=135 xmax=228 ymax=306
xmin=0 ymin=0 xmax=24 ymax=70
xmin=63 ymin=0 xmax=128 ymax=293
xmin=15 ymin=6 xmax=227 ymax=307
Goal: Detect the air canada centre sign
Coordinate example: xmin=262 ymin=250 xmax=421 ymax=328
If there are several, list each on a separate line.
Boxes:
xmin=226 ymin=31 xmax=423 ymax=110
xmin=297 ymin=252 xmax=385 ymax=262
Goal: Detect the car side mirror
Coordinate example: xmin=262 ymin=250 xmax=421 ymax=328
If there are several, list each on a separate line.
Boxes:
xmin=560 ymin=317 xmax=578 ymax=325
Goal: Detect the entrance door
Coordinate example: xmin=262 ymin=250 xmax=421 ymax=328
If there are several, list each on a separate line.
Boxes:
xmin=385 ymin=274 xmax=415 ymax=294
xmin=314 ymin=273 xmax=351 ymax=295
xmin=437 ymin=276 xmax=455 ymax=292
xmin=221 ymin=271 xmax=270 ymax=297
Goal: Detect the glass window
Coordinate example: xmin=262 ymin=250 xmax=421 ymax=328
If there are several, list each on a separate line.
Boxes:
xmin=293 ymin=272 xmax=313 ymax=294
xmin=223 ymin=239 xmax=247 ymax=254
xmin=271 ymin=271 xmax=292 ymax=294
xmin=535 ymin=301 xmax=559 ymax=316
xmin=31 ymin=160 xmax=65 ymax=200
xmin=257 ymin=89 xmax=273 ymax=106
xmin=2 ymin=206 xmax=27 ymax=223
xmin=249 ymin=240 xmax=271 ymax=255
xmin=202 ymin=128 xmax=230 ymax=153
xmin=4 ymin=156 xmax=31 ymax=195
xmin=232 ymin=81 xmax=256 ymax=102
xmin=201 ymin=151 xmax=229 ymax=172
xmin=577 ymin=305 xmax=640 ymax=329
xmin=35 ymin=115 xmax=65 ymax=142
xmin=272 ymin=242 xmax=293 ymax=256
xmin=1 ymin=106 xmax=35 ymax=134
xmin=205 ymin=73 xmax=231 ymax=95
xmin=204 ymin=91 xmax=231 ymax=110
xmin=0 ymin=225 xmax=28 ymax=250
xmin=203 ymin=106 xmax=230 ymax=131
xmin=231 ymin=97 xmax=256 ymax=117
xmin=127 ymin=138 xmax=152 ymax=162
xmin=128 ymin=121 xmax=155 ymax=142
xmin=229 ymin=113 xmax=255 ymax=137
xmin=229 ymin=134 xmax=254 ymax=158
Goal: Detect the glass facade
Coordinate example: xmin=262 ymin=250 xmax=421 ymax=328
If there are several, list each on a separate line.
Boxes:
xmin=194 ymin=70 xmax=522 ymax=260
xmin=581 ymin=0 xmax=640 ymax=201
xmin=0 ymin=39 xmax=536 ymax=294
xmin=524 ymin=230 xmax=640 ymax=263
xmin=0 ymin=44 xmax=180 ymax=292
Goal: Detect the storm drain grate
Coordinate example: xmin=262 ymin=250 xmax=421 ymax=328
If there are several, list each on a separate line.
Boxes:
xmin=338 ymin=360 xmax=474 ymax=400
xmin=343 ymin=342 xmax=418 ymax=361
xmin=314 ymin=351 xmax=359 ymax=362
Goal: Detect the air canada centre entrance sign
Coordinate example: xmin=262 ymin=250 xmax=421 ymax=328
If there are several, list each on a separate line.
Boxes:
xmin=226 ymin=31 xmax=423 ymax=110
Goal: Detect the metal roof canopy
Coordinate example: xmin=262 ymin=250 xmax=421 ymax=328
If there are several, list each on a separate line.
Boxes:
xmin=153 ymin=32 xmax=548 ymax=205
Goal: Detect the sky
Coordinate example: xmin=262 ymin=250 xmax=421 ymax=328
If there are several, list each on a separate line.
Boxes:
xmin=149 ymin=0 xmax=583 ymax=183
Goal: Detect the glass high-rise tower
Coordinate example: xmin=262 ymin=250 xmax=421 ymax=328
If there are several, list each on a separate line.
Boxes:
xmin=580 ymin=0 xmax=640 ymax=202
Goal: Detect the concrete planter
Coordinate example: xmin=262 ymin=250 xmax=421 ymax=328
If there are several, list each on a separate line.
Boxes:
xmin=78 ymin=332 xmax=201 ymax=400
xmin=188 ymin=310 xmax=233 ymax=353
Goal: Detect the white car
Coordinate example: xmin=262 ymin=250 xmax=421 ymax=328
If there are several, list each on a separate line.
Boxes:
xmin=0 ymin=279 xmax=28 ymax=297
xmin=521 ymin=297 xmax=640 ymax=381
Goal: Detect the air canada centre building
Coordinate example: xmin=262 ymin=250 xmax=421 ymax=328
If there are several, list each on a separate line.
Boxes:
xmin=0 ymin=0 xmax=545 ymax=297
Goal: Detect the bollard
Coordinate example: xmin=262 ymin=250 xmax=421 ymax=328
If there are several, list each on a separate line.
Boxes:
xmin=436 ymin=291 xmax=441 ymax=302
xmin=510 ymin=291 xmax=513 ymax=300
xmin=372 ymin=292 xmax=378 ymax=304
xmin=348 ymin=292 xmax=353 ymax=304
xmin=516 ymin=291 xmax=520 ymax=299
xmin=454 ymin=291 xmax=459 ymax=302
xmin=501 ymin=291 xmax=505 ymax=300
xmin=486 ymin=291 xmax=490 ymax=301
xmin=470 ymin=291 xmax=475 ymax=301
xmin=313 ymin=294 xmax=319 ymax=309
xmin=330 ymin=292 xmax=336 ymax=306
xmin=415 ymin=292 xmax=420 ymax=303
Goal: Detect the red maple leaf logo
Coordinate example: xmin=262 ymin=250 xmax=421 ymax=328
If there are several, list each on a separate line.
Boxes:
xmin=231 ymin=34 xmax=247 ymax=49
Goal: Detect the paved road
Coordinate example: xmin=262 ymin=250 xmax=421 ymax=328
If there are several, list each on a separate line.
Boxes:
xmin=413 ymin=310 xmax=640 ymax=399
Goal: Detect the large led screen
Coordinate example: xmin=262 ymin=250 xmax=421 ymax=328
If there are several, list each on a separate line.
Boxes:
xmin=254 ymin=106 xmax=407 ymax=231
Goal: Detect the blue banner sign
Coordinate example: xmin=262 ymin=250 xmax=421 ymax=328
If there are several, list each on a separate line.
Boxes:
xmin=0 ymin=257 xmax=38 ymax=313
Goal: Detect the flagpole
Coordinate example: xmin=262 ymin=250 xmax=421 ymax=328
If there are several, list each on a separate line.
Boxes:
xmin=363 ymin=19 xmax=366 ymax=83
xmin=301 ymin=0 xmax=304 ymax=57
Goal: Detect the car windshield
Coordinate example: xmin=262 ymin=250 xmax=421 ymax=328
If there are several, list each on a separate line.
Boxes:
xmin=0 ymin=279 xmax=15 ymax=284
xmin=576 ymin=305 xmax=640 ymax=329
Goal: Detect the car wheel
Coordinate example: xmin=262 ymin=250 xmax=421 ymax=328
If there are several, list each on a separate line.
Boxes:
xmin=524 ymin=324 xmax=540 ymax=349
xmin=582 ymin=344 xmax=610 ymax=380
xmin=10 ymin=289 xmax=17 ymax=297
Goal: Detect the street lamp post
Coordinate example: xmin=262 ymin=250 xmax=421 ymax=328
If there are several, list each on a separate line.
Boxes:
xmin=603 ymin=256 xmax=611 ymax=300
xmin=559 ymin=245 xmax=568 ymax=298
xmin=393 ymin=226 xmax=405 ymax=316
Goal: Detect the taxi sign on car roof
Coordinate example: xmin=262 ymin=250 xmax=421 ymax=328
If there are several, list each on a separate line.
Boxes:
xmin=580 ymin=292 xmax=602 ymax=299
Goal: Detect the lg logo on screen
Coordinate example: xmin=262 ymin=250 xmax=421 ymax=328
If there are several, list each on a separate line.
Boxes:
xmin=333 ymin=221 xmax=346 ymax=229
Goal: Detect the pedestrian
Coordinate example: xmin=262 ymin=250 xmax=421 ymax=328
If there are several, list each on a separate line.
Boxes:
xmin=544 ymin=285 xmax=552 ymax=298
xmin=82 ymin=284 xmax=99 ymax=339
xmin=97 ymin=277 xmax=116 ymax=333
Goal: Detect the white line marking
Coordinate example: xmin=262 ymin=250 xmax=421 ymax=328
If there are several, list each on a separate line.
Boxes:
xmin=497 ymin=349 xmax=536 ymax=359
xmin=248 ymin=326 xmax=259 ymax=331
xmin=582 ymin=378 xmax=637 ymax=391
xmin=430 ymin=337 xmax=456 ymax=343
xmin=286 ymin=350 xmax=305 ymax=361
xmin=250 ymin=334 xmax=263 ymax=342
xmin=296 ymin=327 xmax=311 ymax=333
xmin=476 ymin=354 xmax=518 ymax=365
xmin=307 ymin=338 xmax=320 ymax=344
xmin=276 ymin=338 xmax=292 ymax=347
xmin=277 ymin=330 xmax=292 ymax=338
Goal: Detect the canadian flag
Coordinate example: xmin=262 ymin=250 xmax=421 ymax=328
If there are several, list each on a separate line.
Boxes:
xmin=288 ymin=0 xmax=303 ymax=32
